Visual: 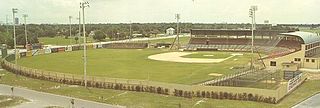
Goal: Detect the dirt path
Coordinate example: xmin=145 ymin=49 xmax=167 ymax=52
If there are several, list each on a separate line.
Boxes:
xmin=148 ymin=52 xmax=235 ymax=63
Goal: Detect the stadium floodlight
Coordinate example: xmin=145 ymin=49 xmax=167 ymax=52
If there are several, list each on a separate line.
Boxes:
xmin=80 ymin=1 xmax=90 ymax=88
xmin=12 ymin=8 xmax=18 ymax=65
xmin=175 ymin=14 xmax=180 ymax=48
xmin=77 ymin=11 xmax=81 ymax=38
xmin=6 ymin=15 xmax=9 ymax=33
xmin=69 ymin=16 xmax=72 ymax=38
xmin=129 ymin=21 xmax=132 ymax=40
xmin=249 ymin=5 xmax=258 ymax=69
xmin=23 ymin=14 xmax=28 ymax=48
xmin=170 ymin=14 xmax=181 ymax=50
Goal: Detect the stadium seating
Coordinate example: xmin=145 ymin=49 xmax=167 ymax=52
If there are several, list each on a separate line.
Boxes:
xmin=186 ymin=37 xmax=301 ymax=57
xmin=103 ymin=43 xmax=148 ymax=49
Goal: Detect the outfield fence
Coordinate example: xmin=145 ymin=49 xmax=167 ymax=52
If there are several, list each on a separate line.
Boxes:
xmin=0 ymin=52 xmax=307 ymax=104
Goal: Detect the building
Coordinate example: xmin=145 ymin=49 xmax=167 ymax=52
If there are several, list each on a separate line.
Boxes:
xmin=166 ymin=28 xmax=175 ymax=35
xmin=187 ymin=29 xmax=320 ymax=71
xmin=264 ymin=31 xmax=320 ymax=70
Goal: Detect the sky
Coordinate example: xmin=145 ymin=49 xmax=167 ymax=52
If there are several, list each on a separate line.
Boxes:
xmin=0 ymin=0 xmax=319 ymax=24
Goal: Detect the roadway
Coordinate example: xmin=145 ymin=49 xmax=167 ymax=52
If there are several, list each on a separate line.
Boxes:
xmin=292 ymin=93 xmax=320 ymax=108
xmin=0 ymin=84 xmax=124 ymax=108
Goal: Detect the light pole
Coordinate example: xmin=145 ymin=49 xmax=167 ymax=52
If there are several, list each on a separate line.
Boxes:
xmin=129 ymin=21 xmax=132 ymax=40
xmin=169 ymin=14 xmax=181 ymax=50
xmin=23 ymin=14 xmax=28 ymax=48
xmin=175 ymin=14 xmax=180 ymax=49
xmin=69 ymin=16 xmax=72 ymax=45
xmin=249 ymin=5 xmax=258 ymax=69
xmin=80 ymin=1 xmax=90 ymax=88
xmin=12 ymin=8 xmax=18 ymax=65
xmin=77 ymin=11 xmax=81 ymax=42
xmin=69 ymin=16 xmax=73 ymax=38
xmin=6 ymin=15 xmax=9 ymax=33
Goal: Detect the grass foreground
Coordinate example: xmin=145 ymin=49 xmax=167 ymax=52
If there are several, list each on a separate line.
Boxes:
xmin=0 ymin=69 xmax=319 ymax=108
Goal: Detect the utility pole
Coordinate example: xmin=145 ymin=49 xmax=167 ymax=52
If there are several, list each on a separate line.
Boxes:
xmin=23 ymin=14 xmax=28 ymax=48
xmin=80 ymin=1 xmax=90 ymax=88
xmin=12 ymin=8 xmax=18 ymax=65
xmin=249 ymin=6 xmax=258 ymax=69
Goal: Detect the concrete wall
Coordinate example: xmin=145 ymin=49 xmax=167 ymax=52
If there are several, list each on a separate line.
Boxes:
xmin=264 ymin=49 xmax=305 ymax=70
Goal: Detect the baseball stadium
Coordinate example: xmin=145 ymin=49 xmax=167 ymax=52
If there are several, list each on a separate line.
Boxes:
xmin=1 ymin=28 xmax=318 ymax=106
xmin=1 ymin=0 xmax=320 ymax=107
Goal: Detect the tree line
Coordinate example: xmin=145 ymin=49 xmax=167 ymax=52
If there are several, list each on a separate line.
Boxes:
xmin=0 ymin=23 xmax=294 ymax=48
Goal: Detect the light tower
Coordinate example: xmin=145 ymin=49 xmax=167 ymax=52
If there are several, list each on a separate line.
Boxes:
xmin=80 ymin=1 xmax=90 ymax=88
xmin=23 ymin=14 xmax=28 ymax=48
xmin=249 ymin=5 xmax=258 ymax=69
xmin=170 ymin=13 xmax=181 ymax=50
xmin=69 ymin=16 xmax=73 ymax=38
xmin=6 ymin=15 xmax=9 ymax=33
xmin=12 ymin=8 xmax=18 ymax=65
xmin=176 ymin=14 xmax=180 ymax=48
xmin=129 ymin=21 xmax=132 ymax=40
xmin=77 ymin=11 xmax=81 ymax=40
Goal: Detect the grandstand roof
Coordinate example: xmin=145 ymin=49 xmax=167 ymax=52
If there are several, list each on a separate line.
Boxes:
xmin=190 ymin=29 xmax=292 ymax=36
xmin=280 ymin=31 xmax=320 ymax=44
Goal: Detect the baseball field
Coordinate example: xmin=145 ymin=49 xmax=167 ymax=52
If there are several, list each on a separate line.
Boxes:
xmin=17 ymin=49 xmax=255 ymax=85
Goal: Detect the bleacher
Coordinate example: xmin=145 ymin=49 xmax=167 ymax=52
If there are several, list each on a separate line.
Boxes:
xmin=185 ymin=44 xmax=292 ymax=54
xmin=103 ymin=43 xmax=148 ymax=49
xmin=186 ymin=37 xmax=301 ymax=58
xmin=276 ymin=40 xmax=301 ymax=50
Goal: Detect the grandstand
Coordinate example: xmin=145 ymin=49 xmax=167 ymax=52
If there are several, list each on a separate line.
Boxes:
xmin=186 ymin=29 xmax=296 ymax=54
xmin=265 ymin=31 xmax=320 ymax=70
xmin=186 ymin=29 xmax=320 ymax=71
xmin=102 ymin=43 xmax=148 ymax=49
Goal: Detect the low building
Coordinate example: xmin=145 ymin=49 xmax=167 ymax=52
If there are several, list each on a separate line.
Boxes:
xmin=166 ymin=28 xmax=175 ymax=35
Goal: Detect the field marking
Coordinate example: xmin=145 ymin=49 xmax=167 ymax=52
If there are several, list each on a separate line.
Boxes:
xmin=192 ymin=98 xmax=206 ymax=108
xmin=148 ymin=52 xmax=241 ymax=63
xmin=203 ymin=55 xmax=214 ymax=57
xmin=104 ymin=92 xmax=128 ymax=101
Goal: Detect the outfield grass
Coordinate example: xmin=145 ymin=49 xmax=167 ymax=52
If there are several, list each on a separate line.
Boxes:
xmin=0 ymin=95 xmax=29 ymax=108
xmin=39 ymin=37 xmax=95 ymax=45
xmin=147 ymin=36 xmax=190 ymax=45
xmin=0 ymin=70 xmax=319 ymax=108
xmin=182 ymin=52 xmax=232 ymax=59
xmin=17 ymin=49 xmax=253 ymax=85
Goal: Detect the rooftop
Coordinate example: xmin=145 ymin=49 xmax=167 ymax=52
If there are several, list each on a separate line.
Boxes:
xmin=280 ymin=31 xmax=320 ymax=44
